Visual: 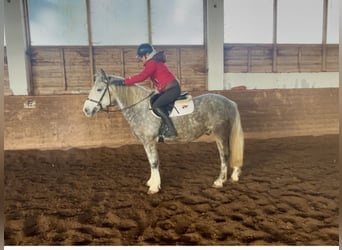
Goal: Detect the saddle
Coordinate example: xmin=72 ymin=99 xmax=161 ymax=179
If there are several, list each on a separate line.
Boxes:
xmin=174 ymin=92 xmax=192 ymax=103
xmin=150 ymin=92 xmax=193 ymax=116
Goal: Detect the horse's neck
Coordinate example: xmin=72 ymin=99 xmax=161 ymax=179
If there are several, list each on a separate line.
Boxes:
xmin=110 ymin=85 xmax=151 ymax=109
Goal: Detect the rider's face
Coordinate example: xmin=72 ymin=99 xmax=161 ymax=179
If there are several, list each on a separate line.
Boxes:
xmin=138 ymin=53 xmax=149 ymax=63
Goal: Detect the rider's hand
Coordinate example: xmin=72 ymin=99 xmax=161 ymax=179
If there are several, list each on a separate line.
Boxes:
xmin=112 ymin=79 xmax=125 ymax=86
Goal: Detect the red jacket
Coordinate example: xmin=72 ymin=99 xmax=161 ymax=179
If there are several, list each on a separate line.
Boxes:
xmin=124 ymin=52 xmax=176 ymax=92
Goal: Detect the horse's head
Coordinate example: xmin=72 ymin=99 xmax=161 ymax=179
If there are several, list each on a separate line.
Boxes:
xmin=83 ymin=69 xmax=115 ymax=117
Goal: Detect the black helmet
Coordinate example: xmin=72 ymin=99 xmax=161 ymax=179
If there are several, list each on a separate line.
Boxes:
xmin=137 ymin=43 xmax=154 ymax=57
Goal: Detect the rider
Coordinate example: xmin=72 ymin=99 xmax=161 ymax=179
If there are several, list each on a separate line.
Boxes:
xmin=113 ymin=43 xmax=181 ymax=138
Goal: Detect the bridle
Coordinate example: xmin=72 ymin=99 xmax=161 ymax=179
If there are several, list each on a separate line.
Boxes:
xmin=86 ymin=78 xmax=154 ymax=113
xmin=86 ymin=79 xmax=112 ymax=111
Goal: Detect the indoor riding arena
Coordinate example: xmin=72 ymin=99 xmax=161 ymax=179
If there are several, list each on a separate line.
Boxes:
xmin=3 ymin=0 xmax=339 ymax=247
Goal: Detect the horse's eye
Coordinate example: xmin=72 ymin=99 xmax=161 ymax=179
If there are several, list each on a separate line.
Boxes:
xmin=97 ymin=88 xmax=103 ymax=92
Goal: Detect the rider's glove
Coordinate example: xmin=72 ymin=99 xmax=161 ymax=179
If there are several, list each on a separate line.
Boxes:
xmin=112 ymin=79 xmax=125 ymax=86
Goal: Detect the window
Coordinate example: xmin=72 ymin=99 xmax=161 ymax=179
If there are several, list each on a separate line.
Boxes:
xmin=28 ymin=0 xmax=88 ymax=45
xmin=151 ymin=0 xmax=203 ymax=45
xmin=224 ymin=0 xmax=273 ymax=43
xmin=26 ymin=0 xmax=338 ymax=46
xmin=277 ymin=0 xmax=323 ymax=43
xmin=327 ymin=0 xmax=338 ymax=43
xmin=90 ymin=0 xmax=148 ymax=45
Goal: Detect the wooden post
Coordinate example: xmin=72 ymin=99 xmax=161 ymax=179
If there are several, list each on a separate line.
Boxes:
xmin=247 ymin=47 xmax=251 ymax=72
xmin=61 ymin=48 xmax=67 ymax=90
xmin=85 ymin=0 xmax=94 ymax=86
xmin=272 ymin=0 xmax=278 ymax=72
xmin=147 ymin=0 xmax=152 ymax=43
xmin=177 ymin=47 xmax=182 ymax=82
xmin=298 ymin=47 xmax=302 ymax=72
xmin=321 ymin=0 xmax=328 ymax=71
xmin=121 ymin=48 xmax=125 ymax=77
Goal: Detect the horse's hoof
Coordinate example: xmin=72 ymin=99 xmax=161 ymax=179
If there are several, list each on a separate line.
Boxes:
xmin=230 ymin=177 xmax=239 ymax=182
xmin=231 ymin=168 xmax=241 ymax=182
xmin=147 ymin=189 xmax=159 ymax=195
xmin=212 ymin=180 xmax=223 ymax=188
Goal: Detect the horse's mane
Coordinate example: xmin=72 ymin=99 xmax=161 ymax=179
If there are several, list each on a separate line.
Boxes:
xmin=107 ymin=75 xmax=153 ymax=106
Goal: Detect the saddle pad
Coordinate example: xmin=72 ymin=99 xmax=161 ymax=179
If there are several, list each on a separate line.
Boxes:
xmin=170 ymin=98 xmax=194 ymax=117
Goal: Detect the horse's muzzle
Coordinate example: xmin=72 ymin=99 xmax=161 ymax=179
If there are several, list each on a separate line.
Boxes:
xmin=83 ymin=106 xmax=99 ymax=117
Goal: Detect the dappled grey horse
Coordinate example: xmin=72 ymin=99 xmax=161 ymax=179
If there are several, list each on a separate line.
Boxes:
xmin=83 ymin=69 xmax=244 ymax=194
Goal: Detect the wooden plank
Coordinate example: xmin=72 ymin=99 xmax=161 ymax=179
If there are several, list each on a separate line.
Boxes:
xmin=250 ymin=47 xmax=273 ymax=72
xmin=326 ymin=46 xmax=339 ymax=72
xmin=63 ymin=47 xmax=91 ymax=90
xmin=180 ymin=47 xmax=206 ymax=91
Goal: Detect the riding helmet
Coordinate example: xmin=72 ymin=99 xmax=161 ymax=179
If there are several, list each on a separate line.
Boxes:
xmin=137 ymin=43 xmax=154 ymax=57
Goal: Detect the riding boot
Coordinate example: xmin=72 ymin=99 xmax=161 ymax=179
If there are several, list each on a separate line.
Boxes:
xmin=157 ymin=122 xmax=166 ymax=143
xmin=154 ymin=107 xmax=177 ymax=138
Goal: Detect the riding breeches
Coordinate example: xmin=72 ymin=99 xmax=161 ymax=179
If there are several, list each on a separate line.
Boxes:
xmin=151 ymin=84 xmax=181 ymax=110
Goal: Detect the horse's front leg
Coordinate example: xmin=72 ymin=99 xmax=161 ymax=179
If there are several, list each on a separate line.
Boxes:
xmin=143 ymin=142 xmax=161 ymax=194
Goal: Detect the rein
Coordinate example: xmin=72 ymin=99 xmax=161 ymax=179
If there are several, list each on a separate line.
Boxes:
xmin=106 ymin=91 xmax=154 ymax=113
xmin=87 ymin=81 xmax=154 ymax=113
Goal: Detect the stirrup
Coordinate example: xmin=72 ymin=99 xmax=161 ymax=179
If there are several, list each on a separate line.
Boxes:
xmin=159 ymin=123 xmax=177 ymax=138
xmin=157 ymin=122 xmax=166 ymax=143
xmin=164 ymin=128 xmax=177 ymax=137
xmin=158 ymin=136 xmax=165 ymax=143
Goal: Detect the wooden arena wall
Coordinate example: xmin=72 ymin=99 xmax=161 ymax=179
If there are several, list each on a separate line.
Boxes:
xmin=4 ymin=45 xmax=338 ymax=95
xmin=4 ymin=88 xmax=338 ymax=150
xmin=27 ymin=46 xmax=207 ymax=95
xmin=224 ymin=44 xmax=338 ymax=73
xmin=4 ymin=45 xmax=339 ymax=150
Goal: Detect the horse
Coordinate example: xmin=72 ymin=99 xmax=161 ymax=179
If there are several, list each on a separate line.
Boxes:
xmin=83 ymin=69 xmax=244 ymax=194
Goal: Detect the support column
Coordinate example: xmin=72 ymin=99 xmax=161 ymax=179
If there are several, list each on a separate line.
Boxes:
xmin=4 ymin=0 xmax=30 ymax=95
xmin=206 ymin=0 xmax=224 ymax=90
xmin=0 ymin=0 xmax=5 ymax=245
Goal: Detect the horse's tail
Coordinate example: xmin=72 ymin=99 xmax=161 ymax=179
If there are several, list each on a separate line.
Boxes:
xmin=229 ymin=105 xmax=244 ymax=170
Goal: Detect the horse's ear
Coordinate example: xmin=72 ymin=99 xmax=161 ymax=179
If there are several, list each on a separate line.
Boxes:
xmin=99 ymin=68 xmax=109 ymax=83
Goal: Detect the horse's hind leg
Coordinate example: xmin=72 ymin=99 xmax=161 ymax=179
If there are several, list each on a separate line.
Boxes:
xmin=213 ymin=136 xmax=229 ymax=188
xmin=229 ymin=109 xmax=244 ymax=182
xmin=143 ymin=142 xmax=161 ymax=194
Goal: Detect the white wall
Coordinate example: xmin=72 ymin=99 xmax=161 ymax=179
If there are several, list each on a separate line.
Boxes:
xmin=206 ymin=0 xmax=224 ymax=90
xmin=224 ymin=72 xmax=339 ymax=90
xmin=4 ymin=0 xmax=30 ymax=95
